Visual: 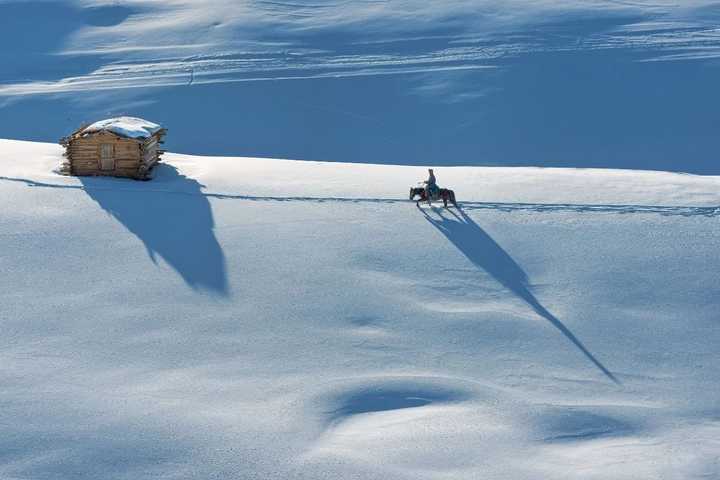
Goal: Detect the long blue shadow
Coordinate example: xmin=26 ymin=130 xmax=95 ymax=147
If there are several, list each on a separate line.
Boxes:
xmin=421 ymin=206 xmax=619 ymax=384
xmin=80 ymin=164 xmax=228 ymax=295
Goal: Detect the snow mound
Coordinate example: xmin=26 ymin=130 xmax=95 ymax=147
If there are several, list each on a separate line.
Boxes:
xmin=80 ymin=116 xmax=162 ymax=139
xmin=317 ymin=376 xmax=474 ymax=426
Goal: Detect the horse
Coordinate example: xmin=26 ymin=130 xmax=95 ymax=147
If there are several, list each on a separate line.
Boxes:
xmin=409 ymin=186 xmax=458 ymax=208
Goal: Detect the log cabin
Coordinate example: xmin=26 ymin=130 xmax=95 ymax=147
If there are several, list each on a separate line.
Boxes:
xmin=60 ymin=117 xmax=166 ymax=180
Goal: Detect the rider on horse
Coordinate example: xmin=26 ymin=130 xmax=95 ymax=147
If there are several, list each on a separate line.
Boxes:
xmin=409 ymin=169 xmax=456 ymax=207
xmin=424 ymin=169 xmax=439 ymax=205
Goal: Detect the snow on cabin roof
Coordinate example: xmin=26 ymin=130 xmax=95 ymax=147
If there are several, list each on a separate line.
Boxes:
xmin=80 ymin=117 xmax=162 ymax=140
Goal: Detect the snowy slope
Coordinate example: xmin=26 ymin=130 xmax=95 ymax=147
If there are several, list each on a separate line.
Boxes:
xmin=1 ymin=139 xmax=719 ymax=479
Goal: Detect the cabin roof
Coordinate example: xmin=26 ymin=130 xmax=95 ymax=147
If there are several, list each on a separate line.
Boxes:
xmin=78 ymin=117 xmax=162 ymax=140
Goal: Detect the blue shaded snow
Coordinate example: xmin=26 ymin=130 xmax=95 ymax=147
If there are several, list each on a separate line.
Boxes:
xmin=1 ymin=2 xmax=719 ymax=174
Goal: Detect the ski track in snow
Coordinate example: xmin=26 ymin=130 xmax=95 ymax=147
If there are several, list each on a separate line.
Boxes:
xmin=2 ymin=1 xmax=720 ymax=96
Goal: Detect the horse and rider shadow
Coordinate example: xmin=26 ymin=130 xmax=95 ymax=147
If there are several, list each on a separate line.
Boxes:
xmin=420 ymin=205 xmax=619 ymax=384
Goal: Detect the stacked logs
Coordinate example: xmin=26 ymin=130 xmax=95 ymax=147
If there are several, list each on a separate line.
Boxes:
xmin=60 ymin=126 xmax=166 ymax=180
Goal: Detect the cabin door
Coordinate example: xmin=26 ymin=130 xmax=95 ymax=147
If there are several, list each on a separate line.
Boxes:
xmin=100 ymin=144 xmax=115 ymax=171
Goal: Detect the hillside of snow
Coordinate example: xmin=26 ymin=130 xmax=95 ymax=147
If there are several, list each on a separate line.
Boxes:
xmin=1 ymin=138 xmax=719 ymax=479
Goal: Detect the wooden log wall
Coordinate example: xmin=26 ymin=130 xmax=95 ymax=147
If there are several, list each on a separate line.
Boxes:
xmin=138 ymin=130 xmax=166 ymax=179
xmin=60 ymin=128 xmax=166 ymax=180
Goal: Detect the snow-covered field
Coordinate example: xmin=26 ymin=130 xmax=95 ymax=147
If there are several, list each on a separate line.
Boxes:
xmin=1 ymin=138 xmax=719 ymax=479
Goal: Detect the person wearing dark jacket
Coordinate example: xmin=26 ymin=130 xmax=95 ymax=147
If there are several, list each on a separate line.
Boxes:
xmin=424 ymin=168 xmax=438 ymax=205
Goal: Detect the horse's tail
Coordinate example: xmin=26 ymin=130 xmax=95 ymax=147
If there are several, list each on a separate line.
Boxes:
xmin=409 ymin=188 xmax=416 ymax=200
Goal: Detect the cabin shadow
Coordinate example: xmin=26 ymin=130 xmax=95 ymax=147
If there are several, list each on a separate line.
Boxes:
xmin=80 ymin=164 xmax=228 ymax=296
xmin=420 ymin=206 xmax=618 ymax=384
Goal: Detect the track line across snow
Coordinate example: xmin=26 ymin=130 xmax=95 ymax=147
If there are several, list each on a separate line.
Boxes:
xmin=1 ymin=175 xmax=717 ymax=218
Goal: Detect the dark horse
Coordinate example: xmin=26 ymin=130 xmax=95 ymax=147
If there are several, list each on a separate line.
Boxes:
xmin=409 ymin=186 xmax=458 ymax=208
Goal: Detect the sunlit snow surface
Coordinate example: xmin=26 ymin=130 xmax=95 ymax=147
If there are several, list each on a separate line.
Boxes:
xmin=1 ymin=1 xmax=720 ymax=171
xmin=1 ymin=139 xmax=719 ymax=479
xmin=79 ymin=116 xmax=162 ymax=139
